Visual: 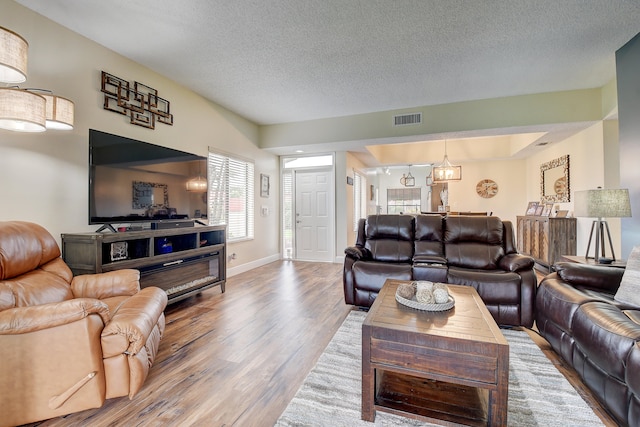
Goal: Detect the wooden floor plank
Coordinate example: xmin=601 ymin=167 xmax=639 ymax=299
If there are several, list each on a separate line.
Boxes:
xmin=29 ymin=261 xmax=350 ymax=427
xmin=25 ymin=262 xmax=616 ymax=426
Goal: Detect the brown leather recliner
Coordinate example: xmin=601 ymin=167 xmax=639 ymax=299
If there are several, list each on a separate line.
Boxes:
xmin=0 ymin=221 xmax=168 ymax=427
xmin=344 ymin=214 xmax=537 ymax=327
xmin=536 ymin=262 xmax=640 ymax=426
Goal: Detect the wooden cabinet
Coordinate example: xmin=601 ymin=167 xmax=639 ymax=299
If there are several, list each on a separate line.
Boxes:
xmin=62 ymin=225 xmax=226 ymax=304
xmin=516 ymin=216 xmax=576 ymax=272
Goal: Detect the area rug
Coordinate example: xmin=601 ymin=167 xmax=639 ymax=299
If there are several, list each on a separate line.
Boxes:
xmin=275 ymin=310 xmax=604 ymax=426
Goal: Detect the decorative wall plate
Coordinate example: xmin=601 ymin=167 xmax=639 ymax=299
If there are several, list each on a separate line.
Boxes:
xmin=476 ymin=179 xmax=498 ymax=198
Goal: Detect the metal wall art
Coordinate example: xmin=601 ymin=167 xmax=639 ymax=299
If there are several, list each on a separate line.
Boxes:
xmin=101 ymin=71 xmax=173 ymax=129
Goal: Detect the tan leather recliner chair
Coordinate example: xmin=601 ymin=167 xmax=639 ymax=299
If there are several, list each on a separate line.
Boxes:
xmin=0 ymin=221 xmax=168 ymax=426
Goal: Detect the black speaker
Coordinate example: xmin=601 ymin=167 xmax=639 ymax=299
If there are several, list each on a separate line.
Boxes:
xmin=151 ymin=220 xmax=195 ymax=230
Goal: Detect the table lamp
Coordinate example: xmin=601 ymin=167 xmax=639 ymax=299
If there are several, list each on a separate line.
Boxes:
xmin=574 ymin=188 xmax=631 ymax=262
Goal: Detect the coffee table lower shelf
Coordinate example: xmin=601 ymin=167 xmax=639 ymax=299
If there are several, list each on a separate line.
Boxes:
xmin=361 ymin=281 xmax=509 ymax=426
xmin=374 ymin=370 xmax=490 ymax=426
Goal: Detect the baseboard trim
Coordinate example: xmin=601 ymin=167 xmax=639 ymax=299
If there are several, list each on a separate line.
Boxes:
xmin=227 ymin=253 xmax=281 ymax=277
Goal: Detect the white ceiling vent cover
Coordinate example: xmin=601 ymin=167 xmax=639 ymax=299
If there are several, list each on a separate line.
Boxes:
xmin=393 ymin=112 xmax=422 ymax=126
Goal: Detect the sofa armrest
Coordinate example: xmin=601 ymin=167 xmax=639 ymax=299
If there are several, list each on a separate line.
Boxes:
xmin=555 ymin=262 xmax=624 ymax=292
xmin=71 ymin=269 xmax=141 ymax=299
xmin=498 ymin=253 xmax=535 ymax=272
xmin=344 ymin=246 xmax=370 ymax=260
xmin=0 ymin=298 xmax=110 ymax=335
xmin=101 ymin=287 xmax=167 ymax=357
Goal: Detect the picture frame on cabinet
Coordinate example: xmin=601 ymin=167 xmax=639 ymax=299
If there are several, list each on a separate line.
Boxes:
xmin=556 ymin=210 xmax=569 ymax=218
xmin=525 ymin=201 xmax=538 ymax=215
xmin=534 ymin=204 xmax=545 ymax=216
xmin=541 ymin=203 xmax=553 ymax=217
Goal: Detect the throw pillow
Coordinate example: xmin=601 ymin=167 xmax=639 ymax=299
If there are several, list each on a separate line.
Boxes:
xmin=615 ymin=246 xmax=640 ymax=307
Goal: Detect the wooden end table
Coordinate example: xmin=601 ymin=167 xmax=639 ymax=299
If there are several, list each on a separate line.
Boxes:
xmin=362 ymin=280 xmax=509 ymax=426
xmin=560 ymin=254 xmax=626 ymax=268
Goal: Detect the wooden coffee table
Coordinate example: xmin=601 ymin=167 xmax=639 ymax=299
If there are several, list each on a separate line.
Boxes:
xmin=362 ymin=280 xmax=509 ymax=426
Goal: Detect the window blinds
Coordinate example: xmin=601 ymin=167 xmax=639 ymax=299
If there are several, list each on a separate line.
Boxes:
xmin=208 ymin=150 xmax=255 ymax=241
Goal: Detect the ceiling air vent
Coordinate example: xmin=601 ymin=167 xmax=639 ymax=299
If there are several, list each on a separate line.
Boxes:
xmin=393 ymin=112 xmax=422 ymax=126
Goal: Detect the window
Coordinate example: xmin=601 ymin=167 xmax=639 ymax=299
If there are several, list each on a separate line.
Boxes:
xmin=353 ymin=170 xmax=366 ymax=231
xmin=283 ymin=155 xmax=333 ymax=169
xmin=282 ymin=170 xmax=293 ymax=258
xmin=387 ymin=187 xmax=421 ymax=214
xmin=208 ymin=150 xmax=254 ymax=241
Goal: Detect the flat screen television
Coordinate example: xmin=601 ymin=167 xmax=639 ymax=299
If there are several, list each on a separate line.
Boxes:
xmin=89 ymin=129 xmax=207 ymax=229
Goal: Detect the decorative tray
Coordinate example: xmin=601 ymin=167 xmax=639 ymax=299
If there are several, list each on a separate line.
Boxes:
xmin=395 ymin=291 xmax=455 ymax=312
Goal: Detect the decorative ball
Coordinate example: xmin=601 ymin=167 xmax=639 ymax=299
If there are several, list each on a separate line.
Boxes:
xmin=416 ymin=288 xmax=435 ymax=304
xmin=433 ymin=287 xmax=449 ymax=304
xmin=433 ymin=283 xmax=447 ymax=292
xmin=415 ymin=281 xmax=433 ymax=292
xmin=397 ymin=283 xmax=415 ymax=300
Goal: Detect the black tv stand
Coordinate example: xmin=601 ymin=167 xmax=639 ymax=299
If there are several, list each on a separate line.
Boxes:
xmin=95 ymin=224 xmax=117 ymax=233
xmin=61 ymin=225 xmax=226 ymax=304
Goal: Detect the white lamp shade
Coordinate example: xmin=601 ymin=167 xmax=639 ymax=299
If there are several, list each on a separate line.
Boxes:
xmin=42 ymin=94 xmax=74 ymax=130
xmin=574 ymin=188 xmax=632 ymax=218
xmin=0 ymin=88 xmax=46 ymax=132
xmin=0 ymin=26 xmax=28 ymax=83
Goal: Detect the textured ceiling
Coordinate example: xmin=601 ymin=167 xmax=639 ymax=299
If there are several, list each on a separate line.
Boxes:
xmin=16 ymin=0 xmax=640 ymax=126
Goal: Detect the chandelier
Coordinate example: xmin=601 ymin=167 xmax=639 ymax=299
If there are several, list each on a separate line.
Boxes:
xmin=400 ymin=165 xmax=415 ymax=187
xmin=186 ymin=161 xmax=208 ymax=192
xmin=432 ymin=139 xmax=462 ymax=182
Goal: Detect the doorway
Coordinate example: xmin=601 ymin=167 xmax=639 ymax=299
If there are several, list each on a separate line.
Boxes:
xmin=281 ymin=155 xmax=335 ymax=262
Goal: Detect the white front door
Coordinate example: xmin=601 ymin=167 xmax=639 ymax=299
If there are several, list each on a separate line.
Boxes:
xmin=295 ymin=168 xmax=334 ymax=262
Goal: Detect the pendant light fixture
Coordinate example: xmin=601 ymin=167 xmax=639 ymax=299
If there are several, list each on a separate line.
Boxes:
xmin=0 ymin=26 xmax=28 ymax=84
xmin=0 ymin=88 xmax=46 ymax=132
xmin=400 ymin=165 xmax=415 ymax=187
xmin=0 ymin=26 xmax=74 ymax=132
xmin=41 ymin=92 xmax=74 ymax=130
xmin=433 ymin=139 xmax=462 ymax=182
xmin=186 ymin=161 xmax=208 ymax=192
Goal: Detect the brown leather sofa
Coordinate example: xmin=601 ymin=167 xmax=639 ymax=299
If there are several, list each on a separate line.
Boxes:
xmin=536 ymin=262 xmax=640 ymax=427
xmin=343 ymin=214 xmax=537 ymax=327
xmin=0 ymin=221 xmax=168 ymax=426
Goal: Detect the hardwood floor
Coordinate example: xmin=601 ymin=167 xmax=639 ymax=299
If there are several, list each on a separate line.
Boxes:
xmin=32 ymin=261 xmax=352 ymax=427
xmin=30 ymin=262 xmax=616 ymax=426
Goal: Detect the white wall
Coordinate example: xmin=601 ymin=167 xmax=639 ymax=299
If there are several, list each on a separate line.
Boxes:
xmin=363 ymin=160 xmax=527 ymax=226
xmin=524 ymin=122 xmax=616 ymax=257
xmin=616 ymin=32 xmax=640 ymax=258
xmin=0 ymin=1 xmax=280 ymax=270
xmin=345 ymin=122 xmax=611 ymax=258
xmin=444 ymin=159 xmax=527 ymax=226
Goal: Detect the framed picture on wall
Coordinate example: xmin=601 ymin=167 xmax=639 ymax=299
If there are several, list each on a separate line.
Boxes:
xmin=260 ymin=174 xmax=270 ymax=198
